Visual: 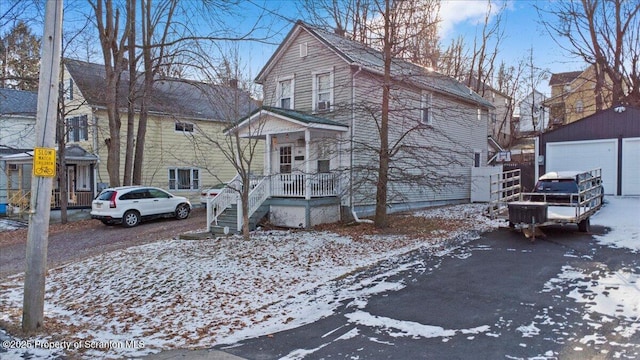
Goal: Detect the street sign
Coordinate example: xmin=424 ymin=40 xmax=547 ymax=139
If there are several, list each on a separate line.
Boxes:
xmin=33 ymin=147 xmax=56 ymax=177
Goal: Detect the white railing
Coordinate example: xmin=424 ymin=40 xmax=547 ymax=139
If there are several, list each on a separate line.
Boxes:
xmin=488 ymin=169 xmax=521 ymax=219
xmin=247 ymin=176 xmax=270 ymax=219
xmin=271 ymin=172 xmax=339 ymax=198
xmin=207 ymin=174 xmax=241 ymax=232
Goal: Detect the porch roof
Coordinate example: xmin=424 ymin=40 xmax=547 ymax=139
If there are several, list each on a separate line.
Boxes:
xmin=225 ymin=106 xmax=349 ymax=137
xmin=0 ymin=145 xmax=98 ymax=163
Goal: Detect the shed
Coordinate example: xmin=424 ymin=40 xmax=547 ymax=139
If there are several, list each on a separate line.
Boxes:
xmin=539 ymin=106 xmax=640 ymax=196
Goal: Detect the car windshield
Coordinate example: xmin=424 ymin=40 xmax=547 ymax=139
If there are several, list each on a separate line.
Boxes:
xmin=96 ymin=190 xmax=115 ymax=200
xmin=535 ymin=180 xmax=579 ymax=193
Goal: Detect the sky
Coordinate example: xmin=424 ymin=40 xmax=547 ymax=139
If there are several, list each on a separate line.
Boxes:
xmin=5 ymin=0 xmax=589 ymax=98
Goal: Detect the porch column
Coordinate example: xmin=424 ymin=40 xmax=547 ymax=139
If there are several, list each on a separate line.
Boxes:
xmin=266 ymin=133 xmax=272 ymax=175
xmin=305 ymin=129 xmax=311 ymax=200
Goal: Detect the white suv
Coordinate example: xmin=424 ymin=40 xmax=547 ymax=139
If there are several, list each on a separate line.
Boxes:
xmin=91 ymin=186 xmax=192 ymax=227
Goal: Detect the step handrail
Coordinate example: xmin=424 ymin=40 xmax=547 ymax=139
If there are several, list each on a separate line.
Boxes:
xmin=247 ymin=176 xmax=270 ymax=220
xmin=207 ymin=174 xmax=241 ymax=232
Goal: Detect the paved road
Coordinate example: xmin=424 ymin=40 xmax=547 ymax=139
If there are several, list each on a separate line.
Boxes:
xmin=214 ymin=225 xmax=640 ymax=359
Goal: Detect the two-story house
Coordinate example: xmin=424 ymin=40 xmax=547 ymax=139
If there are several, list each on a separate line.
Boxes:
xmin=0 ymin=88 xmax=99 ymax=216
xmin=545 ymin=65 xmax=613 ymax=129
xmin=61 ymin=59 xmax=260 ymax=205
xmin=216 ymin=21 xmax=493 ymax=231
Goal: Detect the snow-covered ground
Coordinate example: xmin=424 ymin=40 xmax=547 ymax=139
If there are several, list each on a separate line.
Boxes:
xmin=0 ymin=198 xmax=638 ymax=359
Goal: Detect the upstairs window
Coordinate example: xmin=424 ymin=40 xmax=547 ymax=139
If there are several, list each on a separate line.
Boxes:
xmin=277 ymin=77 xmax=294 ymax=109
xmin=420 ymin=92 xmax=433 ymax=126
xmin=313 ymin=71 xmax=333 ymax=112
xmin=175 ymin=122 xmax=194 ymax=132
xmin=66 ymin=115 xmax=88 ymax=142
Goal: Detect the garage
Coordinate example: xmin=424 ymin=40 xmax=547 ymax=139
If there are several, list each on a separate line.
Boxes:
xmin=622 ymin=138 xmax=640 ymax=196
xmin=539 ymin=106 xmax=640 ymax=196
xmin=546 ymin=139 xmax=618 ymax=195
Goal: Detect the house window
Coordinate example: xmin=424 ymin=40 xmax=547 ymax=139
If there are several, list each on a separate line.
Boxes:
xmin=277 ymin=77 xmax=294 ymax=109
xmin=420 ymin=92 xmax=433 ymax=125
xmin=575 ymin=100 xmax=584 ymax=114
xmin=474 ymin=151 xmax=481 ymax=168
xmin=279 ymin=146 xmax=292 ymax=173
xmin=313 ymin=71 xmax=333 ymax=112
xmin=168 ymin=168 xmax=199 ymax=190
xmin=317 ymin=159 xmax=330 ymax=173
xmin=64 ymin=78 xmax=74 ymax=100
xmin=175 ymin=122 xmax=194 ymax=132
xmin=66 ymin=115 xmax=88 ymax=142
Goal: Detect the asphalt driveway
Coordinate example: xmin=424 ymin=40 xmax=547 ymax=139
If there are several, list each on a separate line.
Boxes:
xmin=216 ymin=224 xmax=640 ymax=359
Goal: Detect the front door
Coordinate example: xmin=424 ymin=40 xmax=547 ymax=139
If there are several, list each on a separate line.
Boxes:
xmin=279 ymin=145 xmax=292 ymax=174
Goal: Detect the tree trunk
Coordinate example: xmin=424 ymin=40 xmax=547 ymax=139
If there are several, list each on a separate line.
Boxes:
xmin=374 ymin=0 xmax=392 ymax=229
xmin=123 ymin=0 xmax=136 ymax=186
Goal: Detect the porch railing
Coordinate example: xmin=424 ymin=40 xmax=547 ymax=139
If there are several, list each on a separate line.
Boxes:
xmin=6 ymin=190 xmax=93 ymax=212
xmin=271 ymin=172 xmax=339 ymax=197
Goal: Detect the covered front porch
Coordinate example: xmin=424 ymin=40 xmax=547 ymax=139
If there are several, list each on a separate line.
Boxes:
xmin=211 ymin=106 xmax=349 ymax=232
xmin=0 ymin=144 xmax=98 ymax=216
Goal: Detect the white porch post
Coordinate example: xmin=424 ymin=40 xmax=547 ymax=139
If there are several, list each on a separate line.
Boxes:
xmin=266 ymin=133 xmax=272 ymax=176
xmin=305 ymin=129 xmax=311 ymax=200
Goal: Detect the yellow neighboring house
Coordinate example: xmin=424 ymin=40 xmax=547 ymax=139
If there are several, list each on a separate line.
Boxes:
xmin=545 ymin=65 xmax=613 ymax=129
xmin=63 ymin=59 xmax=261 ymax=205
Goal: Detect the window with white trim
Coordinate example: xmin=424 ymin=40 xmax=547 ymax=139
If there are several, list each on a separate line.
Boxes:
xmin=313 ymin=71 xmax=333 ymax=112
xmin=66 ymin=115 xmax=88 ymax=142
xmin=277 ymin=77 xmax=294 ymax=109
xmin=279 ymin=146 xmax=292 ymax=173
xmin=420 ymin=92 xmax=433 ymax=125
xmin=168 ymin=168 xmax=199 ymax=190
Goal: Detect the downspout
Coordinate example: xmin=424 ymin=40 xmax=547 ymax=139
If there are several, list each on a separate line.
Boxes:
xmin=350 ymin=66 xmax=370 ymax=223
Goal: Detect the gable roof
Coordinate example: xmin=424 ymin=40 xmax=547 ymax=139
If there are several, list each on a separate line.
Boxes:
xmin=0 ymin=88 xmax=38 ymax=116
xmin=549 ymin=70 xmax=583 ymax=86
xmin=257 ymin=21 xmax=493 ymax=109
xmin=65 ymin=59 xmax=258 ymax=121
xmin=227 ymin=106 xmax=349 ymax=136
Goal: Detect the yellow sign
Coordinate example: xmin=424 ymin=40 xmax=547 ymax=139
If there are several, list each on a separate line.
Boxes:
xmin=33 ymin=147 xmax=56 ymax=177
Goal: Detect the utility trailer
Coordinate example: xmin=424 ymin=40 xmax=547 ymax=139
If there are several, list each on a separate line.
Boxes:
xmin=489 ymin=168 xmax=603 ymax=240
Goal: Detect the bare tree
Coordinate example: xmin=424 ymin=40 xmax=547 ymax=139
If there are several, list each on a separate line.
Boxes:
xmin=538 ymin=0 xmax=640 ymax=107
xmin=194 ymin=49 xmax=261 ymax=239
xmin=90 ymin=0 xmax=131 ymax=187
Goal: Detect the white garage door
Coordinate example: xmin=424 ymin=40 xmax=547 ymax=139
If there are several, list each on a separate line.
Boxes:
xmin=622 ymin=138 xmax=640 ymax=196
xmin=546 ymin=139 xmax=618 ymax=195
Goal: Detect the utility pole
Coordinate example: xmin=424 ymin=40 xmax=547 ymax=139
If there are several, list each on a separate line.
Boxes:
xmin=22 ymin=0 xmax=63 ymax=333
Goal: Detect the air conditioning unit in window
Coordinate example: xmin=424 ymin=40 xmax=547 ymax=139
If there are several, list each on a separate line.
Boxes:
xmin=317 ymin=100 xmax=330 ymax=111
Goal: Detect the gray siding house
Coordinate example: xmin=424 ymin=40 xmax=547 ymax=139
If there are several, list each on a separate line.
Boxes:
xmin=223 ymin=21 xmax=493 ymax=229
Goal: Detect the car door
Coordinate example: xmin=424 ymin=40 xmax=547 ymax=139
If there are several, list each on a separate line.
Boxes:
xmin=147 ymin=188 xmax=175 ymax=215
xmin=121 ymin=189 xmax=154 ymax=215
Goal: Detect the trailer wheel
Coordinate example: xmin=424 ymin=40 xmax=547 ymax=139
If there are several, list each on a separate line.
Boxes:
xmin=578 ymin=218 xmax=591 ymax=233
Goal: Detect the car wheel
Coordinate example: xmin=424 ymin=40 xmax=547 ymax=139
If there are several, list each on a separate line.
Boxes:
xmin=578 ymin=218 xmax=590 ymax=233
xmin=175 ymin=203 xmax=190 ymax=220
xmin=122 ymin=210 xmax=140 ymax=227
